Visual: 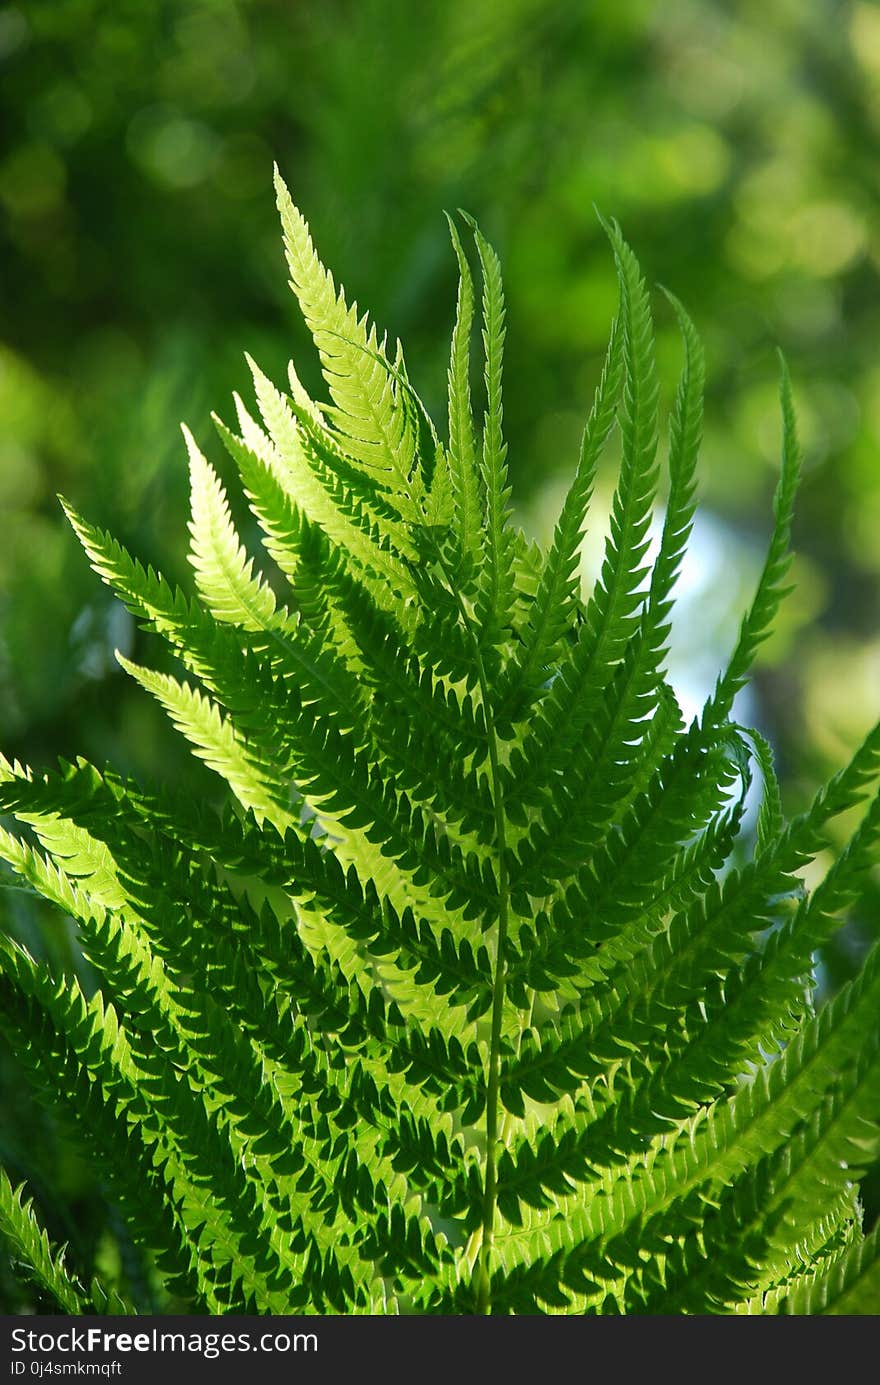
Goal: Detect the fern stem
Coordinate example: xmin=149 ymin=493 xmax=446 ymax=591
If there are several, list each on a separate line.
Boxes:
xmin=477 ymin=793 xmax=509 ymax=1311
xmin=463 ymin=618 xmax=510 ymax=1316
xmin=421 ymin=500 xmax=512 ymax=1312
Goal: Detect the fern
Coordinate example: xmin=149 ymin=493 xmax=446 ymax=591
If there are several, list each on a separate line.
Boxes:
xmin=1 ymin=177 xmax=879 ymax=1315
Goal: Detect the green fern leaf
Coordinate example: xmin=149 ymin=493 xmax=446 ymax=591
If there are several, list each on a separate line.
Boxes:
xmin=2 ymin=180 xmax=878 ymax=1317
xmin=444 ymin=214 xmax=481 ymax=582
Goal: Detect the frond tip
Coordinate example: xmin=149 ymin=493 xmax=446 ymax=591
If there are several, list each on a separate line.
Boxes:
xmin=1 ymin=177 xmax=876 ymax=1316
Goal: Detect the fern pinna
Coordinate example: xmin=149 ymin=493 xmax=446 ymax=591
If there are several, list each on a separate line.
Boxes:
xmin=1 ymin=171 xmax=879 ymax=1316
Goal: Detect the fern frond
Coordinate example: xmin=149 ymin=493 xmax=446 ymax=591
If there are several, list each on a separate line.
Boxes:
xmin=502 ymin=216 xmax=660 ymax=843
xmin=707 ymin=353 xmax=800 ymax=724
xmin=561 ymin=215 xmax=660 ymax=694
xmin=444 ymin=213 xmax=481 ymax=583
xmin=461 ymin=214 xmax=517 ymax=651
xmin=116 ymin=655 xmax=291 ymax=829
xmin=0 ymin=1168 xmax=94 ymax=1313
xmin=244 ymin=359 xmax=419 ymax=601
xmin=4 ymin=185 xmax=878 ymax=1317
xmin=274 ymin=167 xmax=421 ymax=500
xmin=185 ymin=426 xmax=283 ymax=631
xmin=502 ymin=314 xmax=623 ymax=714
xmin=780 ymin=1221 xmax=880 ymax=1314
xmin=212 ymin=409 xmax=305 ymax=585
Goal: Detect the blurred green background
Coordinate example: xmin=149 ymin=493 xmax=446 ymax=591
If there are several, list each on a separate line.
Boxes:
xmin=2 ymin=0 xmax=880 ymax=1309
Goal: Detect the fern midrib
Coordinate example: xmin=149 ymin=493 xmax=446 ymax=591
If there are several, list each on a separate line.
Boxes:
xmin=441 ymin=580 xmax=510 ymax=1315
xmin=477 ymin=685 xmax=509 ymax=1315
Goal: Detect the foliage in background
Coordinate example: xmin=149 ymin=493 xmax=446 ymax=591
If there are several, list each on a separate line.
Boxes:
xmin=3 ymin=0 xmax=880 ymax=1306
xmin=1 ymin=183 xmax=880 ymax=1315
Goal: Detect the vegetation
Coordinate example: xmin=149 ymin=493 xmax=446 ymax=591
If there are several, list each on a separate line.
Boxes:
xmin=0 ymin=179 xmax=878 ymax=1313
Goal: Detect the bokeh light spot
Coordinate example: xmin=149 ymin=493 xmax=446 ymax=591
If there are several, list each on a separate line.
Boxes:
xmin=127 ymin=106 xmax=220 ymax=189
